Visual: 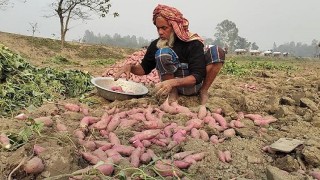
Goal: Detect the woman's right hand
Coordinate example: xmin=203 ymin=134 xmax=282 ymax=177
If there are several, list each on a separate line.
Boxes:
xmin=113 ymin=64 xmax=132 ymax=81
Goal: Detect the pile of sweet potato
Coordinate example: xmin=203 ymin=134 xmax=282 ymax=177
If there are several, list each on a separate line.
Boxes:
xmin=102 ymin=49 xmax=160 ymax=85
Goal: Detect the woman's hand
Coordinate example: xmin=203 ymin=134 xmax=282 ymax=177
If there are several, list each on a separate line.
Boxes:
xmin=154 ymin=79 xmax=175 ymax=96
xmin=114 ymin=65 xmax=132 ymax=81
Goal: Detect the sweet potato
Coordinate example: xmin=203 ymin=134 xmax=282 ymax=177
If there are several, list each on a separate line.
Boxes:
xmin=172 ymin=129 xmax=187 ymax=143
xmin=140 ymin=152 xmax=152 ymax=164
xmin=163 ymin=123 xmax=177 ymax=137
xmin=33 ymin=144 xmax=46 ymax=155
xmin=108 ymin=132 xmax=121 ymax=145
xmin=171 ymin=101 xmax=192 ymax=114
xmin=129 ymin=129 xmax=161 ymax=143
xmin=80 ymin=116 xmax=99 ymax=128
xmin=128 ymin=112 xmax=146 ymax=121
xmin=78 ymin=139 xmax=96 ymax=151
xmin=185 ymin=119 xmax=204 ymax=129
xmin=64 ymin=103 xmax=81 ymax=112
xmin=107 ymin=115 xmax=121 ymax=132
xmin=154 ymin=160 xmax=182 ymax=177
xmin=173 ymin=151 xmax=195 ymax=160
xmin=94 ymin=116 xmax=112 ymax=130
xmin=82 ymin=152 xmax=100 ymax=164
xmin=142 ymin=140 xmax=152 ymax=147
xmin=310 ymin=171 xmax=320 ymax=180
xmin=210 ymin=135 xmax=219 ymax=144
xmin=96 ymin=163 xmax=114 ymax=176
xmin=130 ymin=147 xmax=142 ymax=167
xmin=224 ymin=150 xmax=232 ymax=162
xmin=198 ymin=105 xmax=207 ymax=120
xmin=92 ymin=149 xmax=109 ymax=161
xmin=160 ymin=98 xmax=178 ymax=114
xmin=203 ymin=115 xmax=215 ymax=124
xmin=223 ymin=128 xmax=236 ymax=138
xmin=0 ymin=133 xmax=11 ymax=149
xmin=23 ymin=157 xmax=45 ymax=174
xmin=244 ymin=113 xmax=262 ymax=121
xmin=119 ymin=119 xmax=138 ymax=128
xmin=105 ymin=149 xmax=122 ymax=164
xmin=212 ymin=113 xmax=228 ymax=129
xmin=56 ymin=122 xmax=68 ymax=132
xmin=15 ymin=113 xmax=28 ymax=120
xmin=151 ymin=139 xmax=167 ymax=147
xmin=234 ymin=120 xmax=245 ymax=128
xmin=218 ymin=150 xmax=226 ymax=163
xmin=74 ymin=129 xmax=85 ymax=140
xmin=34 ymin=116 xmax=53 ymax=127
xmin=190 ymin=128 xmax=200 ymax=139
xmin=112 ymin=145 xmax=135 ymax=156
xmin=173 ymin=160 xmax=191 ymax=169
xmin=199 ymin=130 xmax=209 ymax=141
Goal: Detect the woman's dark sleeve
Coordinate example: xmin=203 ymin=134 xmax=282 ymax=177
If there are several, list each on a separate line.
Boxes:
xmin=187 ymin=40 xmax=206 ymax=84
xmin=140 ymin=40 xmax=158 ymax=75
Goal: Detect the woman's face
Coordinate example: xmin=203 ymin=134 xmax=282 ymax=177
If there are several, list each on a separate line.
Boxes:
xmin=155 ymin=16 xmax=173 ymax=40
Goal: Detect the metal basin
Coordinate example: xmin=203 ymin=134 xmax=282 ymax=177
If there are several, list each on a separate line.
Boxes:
xmin=91 ymin=77 xmax=149 ymax=101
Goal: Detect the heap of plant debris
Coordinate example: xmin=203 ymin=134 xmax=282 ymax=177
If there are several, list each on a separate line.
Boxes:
xmin=0 ymin=44 xmax=94 ymax=117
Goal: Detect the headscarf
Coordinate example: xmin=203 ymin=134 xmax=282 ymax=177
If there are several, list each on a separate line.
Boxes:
xmin=153 ymin=4 xmax=203 ymax=43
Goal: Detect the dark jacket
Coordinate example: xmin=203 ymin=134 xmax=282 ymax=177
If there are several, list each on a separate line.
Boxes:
xmin=140 ymin=38 xmax=206 ymax=84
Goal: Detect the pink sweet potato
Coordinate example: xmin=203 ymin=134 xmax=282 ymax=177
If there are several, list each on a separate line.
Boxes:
xmin=105 ymin=149 xmax=122 ymax=164
xmin=81 ymin=152 xmax=100 ymax=164
xmin=34 ymin=116 xmax=53 ymax=127
xmin=64 ymin=103 xmax=81 ymax=112
xmin=185 ymin=119 xmax=204 ymax=129
xmin=0 ymin=133 xmax=11 ymax=149
xmin=172 ymin=129 xmax=187 ymax=143
xmin=15 ymin=113 xmax=28 ymax=120
xmin=223 ymin=128 xmax=236 ymax=138
xmin=78 ymin=139 xmax=96 ymax=151
xmin=112 ymin=145 xmax=135 ymax=156
xmin=80 ymin=116 xmax=99 ymax=128
xmin=108 ymin=132 xmax=121 ymax=145
xmin=190 ymin=128 xmax=200 ymax=139
xmin=92 ymin=149 xmax=109 ymax=161
xmin=24 ymin=157 xmax=45 ymax=174
xmin=94 ymin=116 xmax=112 ymax=130
xmin=107 ymin=115 xmax=121 ymax=132
xmin=155 ymin=160 xmax=182 ymax=177
xmin=218 ymin=150 xmax=226 ymax=163
xmin=74 ymin=129 xmax=85 ymax=140
xmin=96 ymin=163 xmax=114 ymax=176
xmin=210 ymin=135 xmax=219 ymax=144
xmin=140 ymin=152 xmax=152 ymax=164
xmin=130 ymin=147 xmax=142 ymax=167
xmin=310 ymin=171 xmax=320 ymax=180
xmin=212 ymin=113 xmax=228 ymax=129
xmin=198 ymin=105 xmax=207 ymax=120
xmin=129 ymin=129 xmax=161 ymax=143
xmin=173 ymin=160 xmax=191 ymax=169
xmin=199 ymin=130 xmax=209 ymax=141
xmin=56 ymin=122 xmax=68 ymax=132
xmin=224 ymin=150 xmax=232 ymax=162
xmin=173 ymin=151 xmax=195 ymax=160
xmin=33 ymin=144 xmax=46 ymax=155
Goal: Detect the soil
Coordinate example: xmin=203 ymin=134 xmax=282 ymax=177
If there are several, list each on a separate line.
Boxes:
xmin=1 ymin=32 xmax=320 ymax=180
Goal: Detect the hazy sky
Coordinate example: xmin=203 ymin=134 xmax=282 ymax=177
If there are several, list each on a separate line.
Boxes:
xmin=0 ymin=0 xmax=319 ymax=50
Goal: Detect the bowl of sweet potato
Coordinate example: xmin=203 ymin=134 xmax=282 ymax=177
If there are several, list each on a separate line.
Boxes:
xmin=91 ymin=77 xmax=149 ymax=101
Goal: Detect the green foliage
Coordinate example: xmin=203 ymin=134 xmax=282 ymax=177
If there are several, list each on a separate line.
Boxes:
xmin=0 ymin=44 xmax=94 ymax=117
xmin=221 ymin=59 xmax=249 ymax=76
xmin=221 ymin=56 xmax=297 ymax=76
xmin=90 ymin=58 xmax=117 ymax=65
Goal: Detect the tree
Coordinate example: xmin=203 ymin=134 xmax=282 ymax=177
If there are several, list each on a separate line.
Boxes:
xmin=50 ymin=0 xmax=119 ymax=48
xmin=234 ymin=36 xmax=251 ymax=49
xmin=214 ymin=19 xmax=239 ymax=51
xmin=251 ymin=42 xmax=259 ymax=50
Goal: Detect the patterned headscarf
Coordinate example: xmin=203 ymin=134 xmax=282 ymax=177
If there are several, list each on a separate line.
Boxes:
xmin=153 ymin=4 xmax=203 ymax=43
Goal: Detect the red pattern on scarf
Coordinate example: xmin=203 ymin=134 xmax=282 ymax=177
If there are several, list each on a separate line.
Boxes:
xmin=153 ymin=4 xmax=203 ymax=43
